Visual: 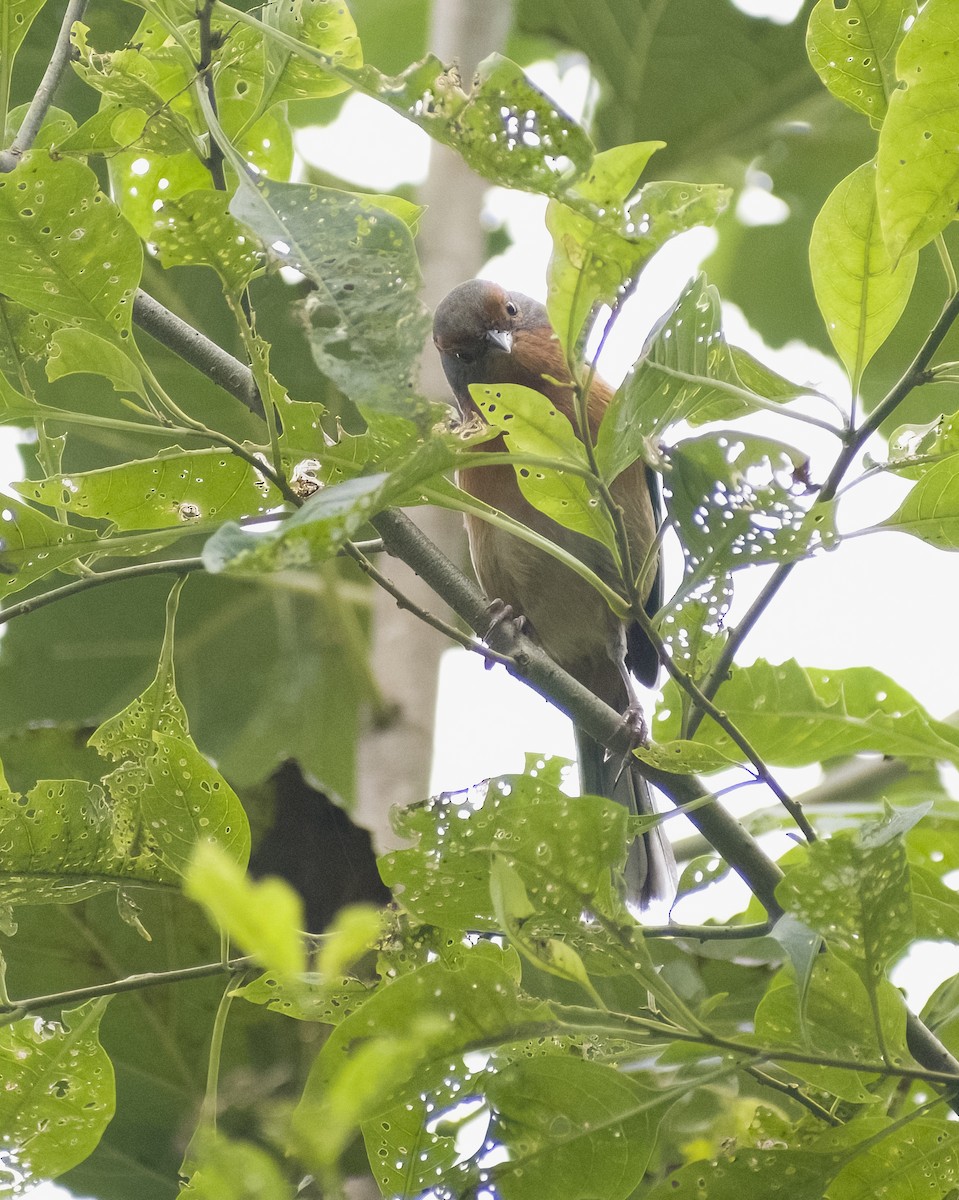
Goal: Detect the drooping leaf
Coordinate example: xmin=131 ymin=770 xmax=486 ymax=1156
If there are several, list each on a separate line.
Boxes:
xmin=877 ymin=0 xmax=959 ymax=258
xmin=810 ymin=160 xmax=918 ymax=391
xmin=229 ymin=174 xmax=430 ymax=415
xmin=469 ymin=382 xmax=617 ymax=549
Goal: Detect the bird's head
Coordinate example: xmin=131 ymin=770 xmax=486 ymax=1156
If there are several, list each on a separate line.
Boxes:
xmin=433 ymin=280 xmax=549 ymax=410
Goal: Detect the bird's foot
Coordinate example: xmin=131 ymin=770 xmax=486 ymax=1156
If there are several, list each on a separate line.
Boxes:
xmin=623 ymin=701 xmax=649 ymax=748
xmin=482 ymin=600 xmax=527 ymax=669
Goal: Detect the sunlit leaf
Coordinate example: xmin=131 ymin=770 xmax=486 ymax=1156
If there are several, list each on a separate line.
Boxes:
xmin=881 ymin=452 xmax=959 ymax=548
xmin=15 ymin=447 xmax=285 ymax=531
xmin=877 ymin=0 xmax=959 ymax=258
xmin=0 ymin=154 xmax=142 ymax=346
xmin=806 ymin=0 xmax=915 ymax=126
xmin=185 ymin=841 xmax=305 ymax=976
xmin=595 ymin=275 xmax=808 ymax=482
xmin=0 ymin=494 xmax=98 ymax=600
xmin=810 ymin=160 xmax=918 ymax=391
xmin=655 ymin=659 xmax=959 ymax=770
xmin=0 ymin=999 xmax=115 ymax=1189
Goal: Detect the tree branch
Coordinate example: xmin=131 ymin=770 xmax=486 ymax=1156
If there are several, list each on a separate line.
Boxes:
xmin=0 ymin=0 xmax=89 ymax=173
xmin=132 ymin=290 xmax=264 ymax=417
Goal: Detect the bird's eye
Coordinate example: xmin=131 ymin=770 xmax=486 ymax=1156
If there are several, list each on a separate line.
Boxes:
xmin=505 ymin=300 xmax=518 ymax=317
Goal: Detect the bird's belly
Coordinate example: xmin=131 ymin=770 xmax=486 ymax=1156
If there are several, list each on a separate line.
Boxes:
xmin=463 ymin=502 xmax=623 ymax=704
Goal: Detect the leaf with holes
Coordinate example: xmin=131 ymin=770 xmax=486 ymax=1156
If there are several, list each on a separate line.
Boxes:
xmin=89 ymin=581 xmax=250 ymax=875
xmin=810 ymin=160 xmax=917 ymax=391
xmin=654 ymin=659 xmax=959 ymax=770
xmin=547 ymin=141 xmax=729 ymax=355
xmin=806 ymin=0 xmax=915 ymax=127
xmin=15 ymin=448 xmax=285 ymax=531
xmin=829 ymin=1118 xmax=959 ymax=1198
xmin=296 ymin=952 xmax=554 ymax=1180
xmin=877 ymin=0 xmax=959 ymax=258
xmin=881 ymin=452 xmax=959 ymax=548
xmin=0 ymin=494 xmax=98 ymax=600
xmin=755 ymin=950 xmax=909 ymax=1102
xmin=241 ymin=0 xmax=362 ymax=122
xmin=0 ymin=999 xmax=115 ymax=1189
xmin=0 ymin=775 xmax=175 ymax=928
xmin=0 ymin=155 xmax=142 ymax=348
xmin=70 ymin=22 xmax=199 ymax=156
xmin=203 ymin=473 xmax=389 ymax=575
xmin=230 ymin=174 xmax=429 ymax=414
xmin=147 ymin=190 xmax=263 ymax=292
xmin=44 ymin=327 xmax=147 ymax=398
xmin=469 ymin=382 xmax=618 ymax=549
xmin=595 ymin=275 xmax=808 ymax=482
xmin=777 ymin=807 xmax=923 ymax=976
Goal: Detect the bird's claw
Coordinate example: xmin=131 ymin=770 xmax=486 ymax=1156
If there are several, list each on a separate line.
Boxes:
xmin=482 ymin=600 xmax=527 ymax=669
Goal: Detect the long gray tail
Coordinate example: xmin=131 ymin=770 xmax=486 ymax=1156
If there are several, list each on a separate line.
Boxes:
xmin=575 ymin=728 xmax=677 ymax=909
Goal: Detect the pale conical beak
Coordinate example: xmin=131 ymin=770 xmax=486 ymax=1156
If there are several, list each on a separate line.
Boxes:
xmin=486 ymin=328 xmax=512 ymax=354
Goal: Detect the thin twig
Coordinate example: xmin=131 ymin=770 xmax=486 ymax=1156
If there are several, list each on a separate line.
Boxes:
xmin=743 ymin=1064 xmax=842 ymax=1125
xmin=195 ymin=0 xmax=227 ymax=191
xmin=0 ymin=558 xmax=205 ymax=627
xmin=0 ymin=0 xmax=89 ymax=173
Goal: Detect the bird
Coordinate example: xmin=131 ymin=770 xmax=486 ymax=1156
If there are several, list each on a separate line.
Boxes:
xmin=432 ymin=278 xmax=675 ymax=908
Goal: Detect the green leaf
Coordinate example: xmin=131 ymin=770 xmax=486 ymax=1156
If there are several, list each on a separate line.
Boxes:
xmin=90 ymin=581 xmax=251 ymax=875
xmin=296 ymin=953 xmax=554 ymax=1175
xmin=228 ymin=174 xmax=429 ymax=414
xmin=645 ymin=1148 xmax=843 ymax=1200
xmin=484 ymin=1057 xmax=670 ymax=1200
xmin=0 ymin=154 xmax=142 ymax=347
xmin=877 ymin=0 xmax=959 ymax=258
xmin=755 ymin=950 xmax=908 ymax=1102
xmin=15 ymin=447 xmax=286 ymax=531
xmin=469 ymin=382 xmax=617 ymax=548
xmin=595 ymin=275 xmax=807 ymax=481
xmin=654 ymin=659 xmax=959 ymax=770
xmin=202 ymin=473 xmax=387 ymax=574
xmin=810 ymin=160 xmax=918 ymax=391
xmin=806 ymin=0 xmax=916 ymax=126
xmin=382 ymin=772 xmax=635 ymax=933
xmin=545 ymin=140 xmax=729 ymax=352
xmin=0 ymin=998 xmax=115 ymax=1187
xmin=828 ymin=1118 xmax=959 ymax=1198
xmin=147 ymin=190 xmax=264 ymax=293
xmin=3 ymin=102 xmax=76 ymax=148
xmin=881 ymin=452 xmax=959 ymax=548
xmin=0 ymin=494 xmax=98 ymax=600
xmin=316 ymin=903 xmax=383 ymax=978
xmin=70 ymin=22 xmax=200 ymax=157
xmin=776 ymin=807 xmax=922 ymax=973
xmin=0 ymin=0 xmax=48 ymax=119
xmin=185 ymin=841 xmax=305 ymax=977
xmin=249 ymin=0 xmax=362 ymax=117
xmin=0 ymin=775 xmax=175 ymax=927
xmin=45 ymin=327 xmax=148 ymax=397
xmin=182 ymin=1131 xmax=293 ymax=1200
